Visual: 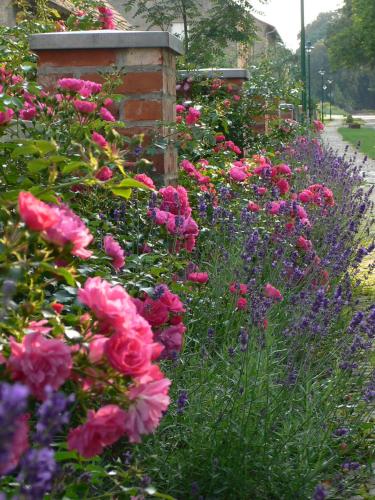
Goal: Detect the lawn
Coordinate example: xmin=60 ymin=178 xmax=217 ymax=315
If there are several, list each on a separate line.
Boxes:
xmin=338 ymin=126 xmax=375 ymax=159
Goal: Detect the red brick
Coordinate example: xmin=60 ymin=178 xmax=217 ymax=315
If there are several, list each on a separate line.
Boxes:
xmin=116 ymin=72 xmax=163 ymax=94
xmin=124 ymin=100 xmax=162 ymax=121
xmin=36 ymin=49 xmax=117 ymax=67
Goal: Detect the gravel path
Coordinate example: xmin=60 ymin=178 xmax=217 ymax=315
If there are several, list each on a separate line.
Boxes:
xmin=322 ymin=119 xmax=375 ymax=187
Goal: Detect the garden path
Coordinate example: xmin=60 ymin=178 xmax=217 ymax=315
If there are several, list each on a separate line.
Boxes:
xmin=323 ymin=120 xmax=375 ymax=499
xmin=322 ymin=119 xmax=375 ymax=205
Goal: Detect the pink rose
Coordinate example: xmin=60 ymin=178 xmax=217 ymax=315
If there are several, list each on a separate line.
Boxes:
xmin=264 ymin=283 xmax=283 ymax=302
xmin=298 ymin=189 xmax=314 ymax=203
xmin=154 ymin=323 xmax=186 ymax=359
xmin=187 ymin=272 xmax=209 ymax=284
xmin=296 ymin=235 xmax=313 ymax=252
xmin=0 ymin=108 xmax=14 ymax=125
xmin=27 ymin=320 xmax=52 ymax=335
xmin=159 ymin=185 xmax=191 ymax=217
xmin=158 ymin=286 xmax=185 ymax=313
xmin=43 ymin=204 xmax=93 ymax=259
xmin=73 ymin=100 xmax=97 ymax=114
xmin=105 ymin=331 xmax=161 ymax=376
xmin=103 ymin=235 xmax=125 ymax=270
xmin=176 ymin=104 xmax=186 ymax=113
xmin=267 ymin=201 xmax=282 ymax=215
xmin=92 ymin=131 xmax=108 ymax=149
xmin=247 ymin=201 xmax=260 ymax=212
xmin=236 ymin=297 xmax=248 ymax=310
xmin=95 ymin=166 xmax=113 ymax=181
xmin=78 ymin=277 xmax=139 ymax=333
xmin=19 ymin=103 xmax=37 ymax=120
xmin=88 ymin=335 xmax=108 ymax=363
xmin=58 ymin=78 xmax=85 ymax=92
xmin=18 ymin=192 xmax=58 ymax=232
xmin=124 ymin=377 xmax=171 ymax=443
xmin=257 ymin=187 xmax=268 ymax=196
xmin=229 ymin=166 xmax=247 ymax=182
xmin=100 ymin=107 xmax=116 ymax=122
xmin=142 ymin=298 xmax=169 ymax=327
xmin=185 ymin=107 xmax=201 ymax=125
xmin=229 ymin=282 xmax=248 ymax=295
xmin=68 ymin=405 xmax=126 ymax=458
xmin=134 ymin=173 xmax=156 ymax=190
xmin=276 ymin=178 xmax=290 ymax=195
xmin=8 ymin=333 xmax=72 ymax=400
xmin=215 ymin=134 xmax=225 ymax=142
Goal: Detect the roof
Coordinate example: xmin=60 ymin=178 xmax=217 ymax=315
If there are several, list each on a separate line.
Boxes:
xmin=50 ymin=0 xmax=131 ymax=30
xmin=251 ymin=14 xmax=283 ymax=44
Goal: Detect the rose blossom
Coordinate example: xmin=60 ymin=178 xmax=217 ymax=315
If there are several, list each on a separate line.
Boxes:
xmin=43 ymin=204 xmax=93 ymax=259
xmin=264 ymin=283 xmax=283 ymax=302
xmin=187 ymin=272 xmax=209 ymax=284
xmin=185 ymin=107 xmax=201 ymax=125
xmin=100 ymin=107 xmax=116 ymax=122
xmin=124 ymin=377 xmax=171 ymax=443
xmin=247 ymin=201 xmax=261 ymax=212
xmin=78 ymin=277 xmax=139 ymax=332
xmin=0 ymin=108 xmax=14 ymax=125
xmin=105 ymin=330 xmax=162 ymax=376
xmin=103 ymin=235 xmax=125 ymax=270
xmin=68 ymin=405 xmax=126 ymax=458
xmin=73 ymin=100 xmax=97 ymax=114
xmin=296 ymin=235 xmax=313 ymax=252
xmin=92 ymin=131 xmax=108 ymax=149
xmin=134 ymin=173 xmax=156 ymax=190
xmin=8 ymin=333 xmax=72 ymax=400
xmin=229 ymin=166 xmax=247 ymax=182
xmin=236 ymin=297 xmax=248 ymax=310
xmin=95 ymin=166 xmax=113 ymax=181
xmin=229 ymin=283 xmax=248 ymax=295
xmin=18 ymin=192 xmax=58 ymax=232
xmin=154 ymin=323 xmax=186 ymax=359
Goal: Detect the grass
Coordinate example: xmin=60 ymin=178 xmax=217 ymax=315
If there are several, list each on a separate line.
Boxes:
xmin=338 ymin=127 xmax=375 ymax=159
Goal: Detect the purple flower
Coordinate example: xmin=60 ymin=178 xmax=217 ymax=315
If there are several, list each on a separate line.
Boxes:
xmin=35 ymin=388 xmax=74 ymax=446
xmin=18 ymin=448 xmax=56 ymax=499
xmin=177 ymin=390 xmax=188 ymax=415
xmin=312 ymin=484 xmax=327 ymax=500
xmin=0 ymin=383 xmax=29 ymax=469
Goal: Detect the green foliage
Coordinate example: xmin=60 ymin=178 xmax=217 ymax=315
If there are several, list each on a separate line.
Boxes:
xmin=326 ymin=0 xmax=375 ymax=69
xmin=123 ymin=0 xmax=267 ymax=66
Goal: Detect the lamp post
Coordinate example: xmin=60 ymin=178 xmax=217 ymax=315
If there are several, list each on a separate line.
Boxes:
xmin=300 ymin=0 xmax=307 ymax=118
xmin=327 ymin=79 xmax=333 ymax=120
xmin=305 ymin=41 xmax=314 ymax=121
xmin=318 ymin=69 xmax=326 ymax=122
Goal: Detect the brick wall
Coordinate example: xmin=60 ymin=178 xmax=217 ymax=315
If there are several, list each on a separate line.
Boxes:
xmin=29 ymin=31 xmax=183 ymax=185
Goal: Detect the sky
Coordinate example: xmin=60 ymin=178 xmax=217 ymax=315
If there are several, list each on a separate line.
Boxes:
xmin=252 ymin=0 xmax=344 ymax=51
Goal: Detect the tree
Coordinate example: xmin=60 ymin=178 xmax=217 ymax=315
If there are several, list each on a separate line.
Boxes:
xmin=123 ymin=0 xmax=268 ymax=67
xmin=326 ymin=0 xmax=375 ymax=69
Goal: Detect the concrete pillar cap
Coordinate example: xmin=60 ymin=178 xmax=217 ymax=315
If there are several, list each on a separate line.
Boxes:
xmin=29 ymin=30 xmax=184 ymax=55
xmin=178 ymin=68 xmax=250 ymax=80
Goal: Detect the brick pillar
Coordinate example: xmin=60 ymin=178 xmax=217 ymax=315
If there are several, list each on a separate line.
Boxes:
xmin=177 ymin=68 xmax=250 ymax=98
xmin=279 ymin=103 xmax=295 ymax=121
xmin=29 ymin=31 xmax=184 ymax=185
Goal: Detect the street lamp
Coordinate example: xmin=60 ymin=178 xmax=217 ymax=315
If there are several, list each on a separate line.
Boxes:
xmin=305 ymin=41 xmax=314 ymax=121
xmin=327 ymin=79 xmax=333 ymax=121
xmin=318 ymin=69 xmax=326 ymax=122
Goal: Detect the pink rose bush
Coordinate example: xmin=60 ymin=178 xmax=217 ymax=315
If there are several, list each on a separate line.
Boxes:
xmin=18 ymin=192 xmax=93 ymax=259
xmin=8 ymin=333 xmax=72 ymax=400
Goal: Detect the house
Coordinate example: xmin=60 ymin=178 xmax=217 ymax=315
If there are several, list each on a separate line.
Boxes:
xmin=0 ymin=0 xmax=130 ymax=29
